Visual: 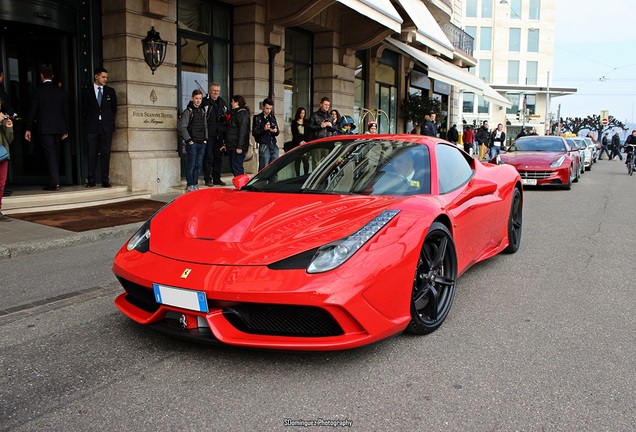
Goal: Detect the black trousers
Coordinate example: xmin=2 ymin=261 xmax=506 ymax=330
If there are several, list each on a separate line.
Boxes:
xmin=40 ymin=134 xmax=61 ymax=187
xmin=202 ymin=136 xmax=224 ymax=183
xmin=87 ymin=124 xmax=113 ymax=184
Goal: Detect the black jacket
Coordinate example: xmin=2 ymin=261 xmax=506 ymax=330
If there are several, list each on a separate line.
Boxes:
xmin=178 ymin=101 xmax=208 ymax=143
xmin=225 ymin=107 xmax=250 ymax=152
xmin=81 ymin=84 xmax=117 ymax=133
xmin=252 ymin=112 xmax=279 ymax=146
xmin=423 ymin=120 xmax=437 ymax=137
xmin=308 ymin=108 xmax=332 ymax=140
xmin=476 ymin=126 xmax=491 ymax=146
xmin=291 ymin=119 xmax=309 ymax=147
xmin=203 ymin=95 xmax=228 ymax=139
xmin=490 ymin=130 xmax=506 ymax=146
xmin=447 ymin=127 xmax=459 ymax=142
xmin=26 ymin=81 xmax=69 ymax=135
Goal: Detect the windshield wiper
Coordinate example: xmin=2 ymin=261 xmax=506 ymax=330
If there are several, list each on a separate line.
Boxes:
xmin=297 ymin=188 xmax=347 ymax=195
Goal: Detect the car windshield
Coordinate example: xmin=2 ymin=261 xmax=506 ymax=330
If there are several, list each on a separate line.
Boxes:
xmin=246 ymin=138 xmax=431 ymax=196
xmin=509 ymin=137 xmax=567 ymax=152
xmin=566 ymin=139 xmax=586 ymax=150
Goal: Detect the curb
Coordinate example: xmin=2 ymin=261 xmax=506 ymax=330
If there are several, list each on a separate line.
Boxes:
xmin=0 ymin=222 xmax=141 ymax=261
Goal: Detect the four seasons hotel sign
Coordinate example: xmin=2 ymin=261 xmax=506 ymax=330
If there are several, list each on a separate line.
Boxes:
xmin=128 ymin=89 xmax=177 ymax=128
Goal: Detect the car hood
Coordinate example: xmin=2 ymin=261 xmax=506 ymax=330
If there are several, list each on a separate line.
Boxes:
xmin=148 ymin=189 xmax=410 ymax=265
xmin=500 ymin=151 xmax=566 ymax=168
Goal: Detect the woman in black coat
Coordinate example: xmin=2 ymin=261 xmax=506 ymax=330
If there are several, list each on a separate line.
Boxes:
xmin=290 ymin=107 xmax=310 ymax=175
xmin=225 ymin=95 xmax=250 ymax=176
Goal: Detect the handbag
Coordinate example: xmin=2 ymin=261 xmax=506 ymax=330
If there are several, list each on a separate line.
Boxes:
xmin=244 ymin=144 xmax=254 ymax=162
xmin=0 ymin=145 xmax=8 ymax=162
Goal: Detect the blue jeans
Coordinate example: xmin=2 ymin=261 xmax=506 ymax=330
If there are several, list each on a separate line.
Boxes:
xmin=258 ymin=143 xmax=279 ymax=170
xmin=490 ymin=145 xmax=501 ymax=160
xmin=230 ymin=149 xmax=246 ymax=176
xmin=599 ymin=145 xmax=611 ymax=160
xmin=611 ymin=146 xmax=623 ymax=160
xmin=186 ymin=142 xmax=206 ymax=186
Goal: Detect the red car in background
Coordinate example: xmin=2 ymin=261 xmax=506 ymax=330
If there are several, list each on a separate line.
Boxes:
xmin=499 ymin=135 xmax=580 ymax=189
xmin=113 ymin=135 xmax=523 ymax=351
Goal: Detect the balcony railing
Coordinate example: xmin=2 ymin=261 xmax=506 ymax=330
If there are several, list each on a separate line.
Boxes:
xmin=442 ymin=22 xmax=474 ymax=58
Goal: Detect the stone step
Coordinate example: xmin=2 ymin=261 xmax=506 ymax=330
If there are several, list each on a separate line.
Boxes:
xmin=2 ymin=185 xmax=152 ymax=214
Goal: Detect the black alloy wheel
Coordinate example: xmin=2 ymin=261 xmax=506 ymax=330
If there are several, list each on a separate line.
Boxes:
xmin=406 ymin=222 xmax=457 ymax=335
xmin=503 ymin=187 xmax=523 ymax=254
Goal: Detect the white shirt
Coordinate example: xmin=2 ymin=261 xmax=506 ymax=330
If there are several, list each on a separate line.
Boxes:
xmin=94 ymin=83 xmax=103 ymax=101
xmin=494 ymin=130 xmax=503 ymax=147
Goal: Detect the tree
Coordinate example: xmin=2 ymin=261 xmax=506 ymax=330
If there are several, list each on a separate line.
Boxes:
xmin=401 ymin=92 xmax=442 ymax=133
xmin=559 ymin=117 xmax=589 ymax=136
xmin=585 ymin=114 xmax=627 ymax=141
xmin=558 ymin=115 xmax=627 ymax=139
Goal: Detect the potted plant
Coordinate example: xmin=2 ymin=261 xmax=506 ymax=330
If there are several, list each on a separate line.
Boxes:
xmin=401 ymin=92 xmax=442 ymax=134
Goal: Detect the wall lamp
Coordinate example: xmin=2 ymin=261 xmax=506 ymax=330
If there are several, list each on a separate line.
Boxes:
xmin=142 ymin=27 xmax=167 ymax=74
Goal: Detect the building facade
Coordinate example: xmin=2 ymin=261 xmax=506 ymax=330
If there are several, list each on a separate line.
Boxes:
xmin=461 ymin=0 xmax=575 ymax=140
xmin=1 ymin=0 xmax=515 ymax=194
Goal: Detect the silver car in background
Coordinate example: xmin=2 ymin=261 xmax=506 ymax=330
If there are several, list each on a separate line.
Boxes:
xmin=584 ymin=137 xmax=599 ymax=163
xmin=569 ymin=137 xmax=593 ymax=171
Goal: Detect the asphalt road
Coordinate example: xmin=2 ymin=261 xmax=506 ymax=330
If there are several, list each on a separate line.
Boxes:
xmin=1 ymin=160 xmax=635 ymax=431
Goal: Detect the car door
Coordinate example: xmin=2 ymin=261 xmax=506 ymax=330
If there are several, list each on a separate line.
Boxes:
xmin=433 ymin=143 xmax=501 ymax=271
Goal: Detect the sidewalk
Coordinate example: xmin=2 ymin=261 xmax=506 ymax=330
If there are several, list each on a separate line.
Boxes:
xmin=0 ymin=192 xmax=184 ymax=260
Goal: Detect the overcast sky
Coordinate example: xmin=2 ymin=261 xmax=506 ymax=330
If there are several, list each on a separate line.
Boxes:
xmin=552 ymin=0 xmax=636 ymax=125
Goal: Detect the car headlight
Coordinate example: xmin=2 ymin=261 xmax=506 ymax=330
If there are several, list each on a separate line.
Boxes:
xmin=307 ymin=210 xmax=400 ymax=273
xmin=550 ymin=155 xmax=566 ymax=168
xmin=126 ymin=219 xmax=151 ymax=252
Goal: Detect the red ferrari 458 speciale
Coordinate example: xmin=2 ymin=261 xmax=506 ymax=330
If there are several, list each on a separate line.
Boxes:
xmin=113 ymin=135 xmax=523 ymax=350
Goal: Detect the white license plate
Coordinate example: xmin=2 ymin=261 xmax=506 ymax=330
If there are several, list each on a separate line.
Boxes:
xmin=522 ymin=179 xmax=537 ymax=186
xmin=153 ymin=284 xmax=209 ymax=313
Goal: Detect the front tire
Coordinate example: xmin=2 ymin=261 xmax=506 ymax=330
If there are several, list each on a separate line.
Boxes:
xmin=405 ymin=222 xmax=457 ymax=335
xmin=503 ymin=187 xmax=523 ymax=254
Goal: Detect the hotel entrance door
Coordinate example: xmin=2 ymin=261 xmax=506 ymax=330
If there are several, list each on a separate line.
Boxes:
xmin=0 ymin=22 xmax=78 ymax=187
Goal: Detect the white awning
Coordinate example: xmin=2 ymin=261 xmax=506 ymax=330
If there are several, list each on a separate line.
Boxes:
xmin=336 ymin=0 xmax=403 ymax=33
xmin=385 ymin=38 xmax=481 ymax=93
xmin=482 ymin=86 xmax=513 ymax=108
xmin=397 ymin=0 xmax=454 ymax=58
xmin=384 ymin=38 xmax=513 ymax=108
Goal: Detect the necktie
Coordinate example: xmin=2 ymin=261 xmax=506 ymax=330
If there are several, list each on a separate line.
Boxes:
xmin=97 ymin=87 xmax=102 ymax=107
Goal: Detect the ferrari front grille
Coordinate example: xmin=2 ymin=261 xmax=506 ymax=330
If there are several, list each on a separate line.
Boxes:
xmin=222 ymin=303 xmax=344 ymax=337
xmin=520 ymin=171 xmax=551 ymax=179
xmin=117 ymin=276 xmax=160 ymax=313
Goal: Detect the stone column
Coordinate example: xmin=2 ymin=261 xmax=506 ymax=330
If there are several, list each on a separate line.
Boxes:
xmin=102 ymin=0 xmax=179 ymax=193
xmin=313 ymin=30 xmax=356 ymax=119
xmin=233 ymin=2 xmax=286 ymax=174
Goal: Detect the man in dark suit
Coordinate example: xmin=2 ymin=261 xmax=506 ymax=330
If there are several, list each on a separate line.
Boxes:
xmin=24 ymin=64 xmax=69 ymax=190
xmin=81 ymin=67 xmax=117 ymax=187
xmin=202 ymin=82 xmax=228 ymax=186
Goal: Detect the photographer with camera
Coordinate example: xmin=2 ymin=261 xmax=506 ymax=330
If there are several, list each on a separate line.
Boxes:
xmin=202 ymin=82 xmax=229 ymax=186
xmin=252 ymin=97 xmax=280 ymax=171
